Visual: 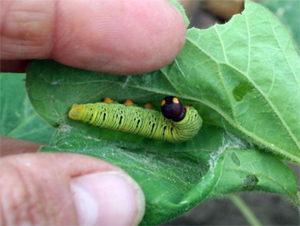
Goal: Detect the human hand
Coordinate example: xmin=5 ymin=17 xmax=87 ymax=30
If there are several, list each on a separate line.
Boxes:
xmin=0 ymin=0 xmax=186 ymax=225
xmin=0 ymin=137 xmax=146 ymax=225
xmin=1 ymin=0 xmax=186 ymax=74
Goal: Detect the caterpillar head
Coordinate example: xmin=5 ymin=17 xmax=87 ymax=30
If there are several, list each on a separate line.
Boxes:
xmin=68 ymin=104 xmax=84 ymax=120
xmin=161 ymin=96 xmax=186 ymax=122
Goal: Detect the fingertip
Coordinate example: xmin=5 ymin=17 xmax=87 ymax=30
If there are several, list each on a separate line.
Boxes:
xmin=53 ymin=0 xmax=186 ymax=74
xmin=0 ymin=153 xmax=145 ymax=226
xmin=1 ymin=0 xmax=186 ymax=74
xmin=71 ymin=171 xmax=145 ymax=226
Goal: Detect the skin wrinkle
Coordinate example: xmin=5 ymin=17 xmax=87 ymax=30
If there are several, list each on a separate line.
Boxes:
xmin=0 ymin=153 xmax=144 ymax=225
xmin=25 ymin=159 xmax=64 ymax=224
xmin=0 ymin=1 xmax=12 ymax=36
xmin=1 ymin=0 xmax=186 ymax=74
xmin=0 ymin=154 xmax=91 ymax=225
xmin=15 ymin=165 xmax=47 ymax=225
xmin=0 ymin=146 xmax=146 ymax=226
xmin=50 ymin=0 xmax=73 ymax=61
xmin=50 ymin=0 xmax=58 ymax=59
xmin=16 ymin=159 xmax=53 ymax=225
xmin=1 ymin=163 xmax=41 ymax=225
xmin=1 ymin=0 xmax=55 ymax=59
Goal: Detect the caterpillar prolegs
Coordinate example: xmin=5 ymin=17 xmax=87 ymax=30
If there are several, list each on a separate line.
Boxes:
xmin=68 ymin=97 xmax=202 ymax=143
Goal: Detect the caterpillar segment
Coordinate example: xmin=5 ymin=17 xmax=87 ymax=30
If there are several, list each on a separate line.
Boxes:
xmin=144 ymin=103 xmax=153 ymax=108
xmin=124 ymin=99 xmax=134 ymax=106
xmin=68 ymin=97 xmax=202 ymax=143
xmin=103 ymin=97 xmax=113 ymax=103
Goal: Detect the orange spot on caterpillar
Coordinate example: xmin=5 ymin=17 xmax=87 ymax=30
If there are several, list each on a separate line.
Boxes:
xmin=124 ymin=100 xmax=134 ymax=106
xmin=144 ymin=103 xmax=153 ymax=108
xmin=172 ymin=97 xmax=179 ymax=104
xmin=104 ymin=97 xmax=113 ymax=103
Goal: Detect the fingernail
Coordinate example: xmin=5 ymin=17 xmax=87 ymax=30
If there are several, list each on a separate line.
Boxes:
xmin=71 ymin=171 xmax=145 ymax=226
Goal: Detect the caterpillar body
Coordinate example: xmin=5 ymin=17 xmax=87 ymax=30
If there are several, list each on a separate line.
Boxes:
xmin=68 ymin=97 xmax=202 ymax=143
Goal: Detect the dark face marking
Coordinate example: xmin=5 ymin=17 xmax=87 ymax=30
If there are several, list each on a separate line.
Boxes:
xmin=161 ymin=96 xmax=186 ymax=121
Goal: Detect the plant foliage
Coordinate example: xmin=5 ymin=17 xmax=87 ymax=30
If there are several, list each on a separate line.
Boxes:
xmin=23 ymin=1 xmax=300 ymax=225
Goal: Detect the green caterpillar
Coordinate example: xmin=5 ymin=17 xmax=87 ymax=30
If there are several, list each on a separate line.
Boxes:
xmin=68 ymin=96 xmax=202 ymax=143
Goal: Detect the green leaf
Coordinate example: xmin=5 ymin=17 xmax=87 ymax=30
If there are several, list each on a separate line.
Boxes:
xmin=205 ymin=149 xmax=298 ymax=199
xmin=182 ymin=1 xmax=300 ymax=163
xmin=27 ymin=1 xmax=300 ymax=163
xmin=261 ymin=0 xmax=300 ymax=51
xmin=0 ymin=73 xmax=55 ymax=143
xmin=25 ymin=1 xmax=300 ymax=224
xmin=40 ymin=125 xmax=298 ymax=225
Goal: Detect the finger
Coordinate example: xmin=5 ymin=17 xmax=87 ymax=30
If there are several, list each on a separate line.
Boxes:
xmin=0 ymin=153 xmax=145 ymax=226
xmin=0 ymin=136 xmax=42 ymax=157
xmin=1 ymin=0 xmax=186 ymax=75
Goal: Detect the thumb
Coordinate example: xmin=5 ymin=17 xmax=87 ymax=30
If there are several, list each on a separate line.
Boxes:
xmin=0 ymin=153 xmax=145 ymax=226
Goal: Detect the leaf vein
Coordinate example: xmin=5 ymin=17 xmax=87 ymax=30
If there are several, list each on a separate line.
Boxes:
xmin=266 ymin=11 xmax=300 ymax=91
xmin=186 ymin=36 xmax=300 ymax=154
